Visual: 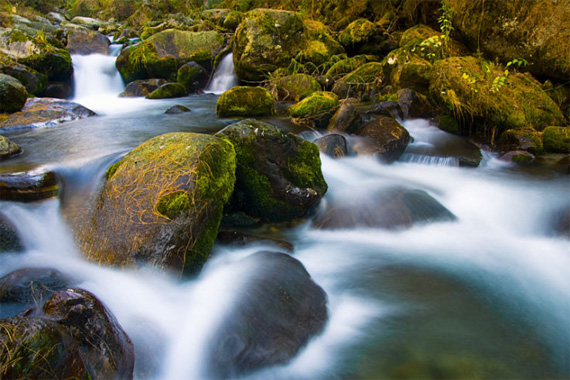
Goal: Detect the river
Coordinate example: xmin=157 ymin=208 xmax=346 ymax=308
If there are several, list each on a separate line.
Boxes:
xmin=0 ymin=50 xmax=568 ymax=379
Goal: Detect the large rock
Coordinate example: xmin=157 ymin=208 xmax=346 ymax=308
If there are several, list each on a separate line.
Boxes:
xmin=272 ymin=73 xmax=321 ymax=102
xmin=339 ymin=18 xmax=393 ymax=56
xmin=66 ymin=28 xmax=110 ymax=55
xmin=354 ymin=116 xmax=411 ymax=163
xmin=0 ymin=288 xmax=134 ymax=380
xmin=217 ymin=119 xmax=327 ymax=223
xmin=177 ymin=61 xmax=208 ymax=93
xmin=0 ymin=59 xmax=48 ymax=96
xmin=77 ymin=133 xmax=236 ymax=276
xmin=119 ymin=78 xmax=167 ymax=98
xmin=448 ymin=0 xmax=570 ymax=81
xmin=115 ymin=30 xmax=225 ymax=83
xmin=0 ymin=169 xmax=60 ymax=202
xmin=327 ymin=98 xmax=361 ymax=133
xmin=288 ymin=91 xmax=339 ymax=130
xmin=0 ymin=73 xmax=27 ymax=113
xmin=233 ymin=9 xmax=344 ymax=82
xmin=0 ymin=98 xmax=96 ymax=131
xmin=146 ymin=82 xmax=187 ymax=99
xmin=0 ymin=135 xmax=22 ymax=159
xmin=216 ymin=86 xmax=274 ymax=118
xmin=207 ymin=251 xmax=327 ymax=377
xmin=429 ymin=56 xmax=565 ymax=143
xmin=542 ymin=126 xmax=570 ymax=153
xmin=313 ymin=186 xmax=456 ymax=230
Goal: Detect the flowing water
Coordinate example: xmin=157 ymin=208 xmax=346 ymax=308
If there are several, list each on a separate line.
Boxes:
xmin=1 ymin=51 xmax=569 ymax=380
xmin=206 ymin=53 xmax=238 ymax=94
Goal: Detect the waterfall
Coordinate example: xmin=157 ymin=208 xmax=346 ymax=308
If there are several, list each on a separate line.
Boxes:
xmin=206 ymin=53 xmax=238 ymax=94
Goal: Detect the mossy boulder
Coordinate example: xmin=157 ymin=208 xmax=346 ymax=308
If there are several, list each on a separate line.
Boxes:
xmin=429 ymin=56 xmax=565 ymax=142
xmin=223 ymin=10 xmax=244 ymax=31
xmin=334 ymin=61 xmax=384 ymax=99
xmin=400 ymin=24 xmax=440 ymax=48
xmin=217 ymin=119 xmax=327 ymax=223
xmin=542 ymin=126 xmax=570 ymax=153
xmin=216 ymin=86 xmax=274 ymax=118
xmin=115 ymin=30 xmax=225 ymax=83
xmin=448 ymin=0 xmax=570 ymax=81
xmin=497 ymin=127 xmax=543 ymax=154
xmin=381 ymin=48 xmax=432 ymax=92
xmin=146 ymin=82 xmax=187 ymax=99
xmin=0 ymin=74 xmax=27 ymax=113
xmin=77 ymin=133 xmax=236 ymax=276
xmin=354 ymin=116 xmax=411 ymax=163
xmin=288 ymin=91 xmax=339 ymax=129
xmin=232 ymin=9 xmax=344 ymax=82
xmin=119 ymin=78 xmax=167 ymax=97
xmin=338 ymin=18 xmax=392 ymax=56
xmin=0 ymin=58 xmax=47 ymax=96
xmin=327 ymin=98 xmax=361 ymax=133
xmin=0 ymin=98 xmax=96 ymax=131
xmin=177 ymin=61 xmax=208 ymax=93
xmin=273 ymin=73 xmax=321 ymax=101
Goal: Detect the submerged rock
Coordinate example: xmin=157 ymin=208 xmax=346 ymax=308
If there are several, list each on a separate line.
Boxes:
xmin=77 ymin=133 xmax=236 ymax=276
xmin=216 ymin=86 xmax=274 ymax=118
xmin=315 ymin=133 xmax=350 ymax=159
xmin=313 ymin=186 xmax=456 ymax=230
xmin=207 ymin=251 xmax=327 ymax=377
xmin=165 ymin=105 xmax=191 ymax=114
xmin=217 ymin=119 xmax=327 ymax=223
xmin=0 ymin=98 xmax=96 ymax=131
xmin=0 ymin=169 xmax=60 ymax=202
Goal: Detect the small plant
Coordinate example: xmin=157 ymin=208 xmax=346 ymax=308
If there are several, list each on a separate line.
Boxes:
xmin=438 ymin=2 xmax=454 ymax=53
xmin=414 ymin=35 xmax=443 ymax=60
xmin=491 ymin=58 xmax=528 ymax=92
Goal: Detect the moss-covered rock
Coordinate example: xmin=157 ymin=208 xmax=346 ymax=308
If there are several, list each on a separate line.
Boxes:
xmin=332 ymin=62 xmax=383 ymax=100
xmin=146 ymin=82 xmax=187 ymax=99
xmin=217 ymin=119 xmax=327 ymax=223
xmin=429 ymin=56 xmax=565 ymax=143
xmin=177 ymin=61 xmax=208 ymax=93
xmin=542 ymin=126 xmax=570 ymax=153
xmin=78 ymin=133 xmax=235 ymax=276
xmin=0 ymin=57 xmax=48 ymax=96
xmin=232 ymin=9 xmax=344 ymax=82
xmin=448 ymin=0 xmax=570 ymax=81
xmin=288 ymin=91 xmax=339 ymax=129
xmin=216 ymin=86 xmax=274 ymax=118
xmin=338 ymin=18 xmax=393 ymax=56
xmin=116 ymin=30 xmax=225 ymax=83
xmin=497 ymin=127 xmax=543 ymax=154
xmin=327 ymin=98 xmax=361 ymax=133
xmin=325 ymin=54 xmax=376 ymax=78
xmin=381 ymin=48 xmax=433 ymax=92
xmin=223 ymin=10 xmax=244 ymax=30
xmin=0 ymin=135 xmax=22 ymax=159
xmin=0 ymin=74 xmax=27 ymax=113
xmin=272 ymin=73 xmax=321 ymax=101
xmin=119 ymin=78 xmax=167 ymax=97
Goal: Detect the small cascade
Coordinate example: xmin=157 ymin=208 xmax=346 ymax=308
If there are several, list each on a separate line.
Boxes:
xmin=400 ymin=152 xmax=460 ymax=166
xmin=206 ymin=53 xmax=238 ymax=94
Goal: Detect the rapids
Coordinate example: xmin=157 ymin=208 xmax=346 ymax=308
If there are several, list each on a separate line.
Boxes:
xmin=0 ymin=50 xmax=568 ymax=379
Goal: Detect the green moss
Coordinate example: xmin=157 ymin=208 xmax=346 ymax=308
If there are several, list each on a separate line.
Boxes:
xmin=286 ymin=141 xmax=326 ymax=192
xmin=216 ymin=86 xmax=275 ymax=117
xmin=325 ymin=55 xmax=374 ymax=78
xmin=273 ymin=73 xmax=321 ymax=101
xmin=542 ymin=126 xmax=570 ymax=153
xmin=343 ymin=62 xmax=384 ymax=84
xmin=288 ymin=91 xmax=339 ymax=118
xmin=399 ymin=24 xmax=440 ymax=48
xmin=339 ymin=18 xmax=378 ymax=47
xmin=146 ymin=83 xmax=187 ymax=99
xmin=156 ymin=191 xmax=191 ymax=219
xmin=105 ymin=161 xmax=121 ymax=180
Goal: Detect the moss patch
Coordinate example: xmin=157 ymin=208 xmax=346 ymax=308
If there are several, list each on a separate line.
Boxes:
xmin=156 ymin=191 xmax=191 ymax=219
xmin=272 ymin=73 xmax=321 ymax=101
xmin=216 ymin=86 xmax=274 ymax=117
xmin=542 ymin=127 xmax=570 ymax=153
xmin=288 ymin=91 xmax=339 ymax=118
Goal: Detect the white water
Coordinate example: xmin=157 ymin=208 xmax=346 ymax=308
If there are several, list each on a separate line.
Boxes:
xmin=2 ymin=54 xmax=569 ymax=379
xmin=206 ymin=53 xmax=238 ymax=94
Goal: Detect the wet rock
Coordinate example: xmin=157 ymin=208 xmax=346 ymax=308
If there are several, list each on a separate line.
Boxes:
xmin=66 ymin=28 xmax=110 ymax=55
xmin=0 ymin=267 xmax=74 ymax=305
xmin=497 ymin=128 xmax=543 ymax=154
xmin=165 ymin=105 xmax=191 ymax=114
xmin=119 ymin=79 xmax=167 ymax=97
xmin=216 ymin=230 xmax=293 ymax=252
xmin=0 ymin=169 xmax=60 ymax=202
xmin=273 ymin=73 xmax=322 ymax=102
xmin=397 ymin=88 xmax=435 ymax=119
xmin=366 ymin=101 xmax=404 ymax=120
xmin=216 ymin=86 xmax=274 ymax=118
xmin=498 ymin=150 xmax=535 ymax=165
xmin=0 ymin=215 xmax=23 ymax=253
xmin=0 ymin=73 xmax=28 ymax=113
xmin=289 ymin=91 xmax=339 ymax=130
xmin=354 ymin=116 xmax=411 ymax=163
xmin=0 ymin=98 xmax=96 ymax=131
xmin=42 ymin=81 xmax=73 ymax=99
xmin=217 ymin=119 xmax=327 ymax=223
xmin=315 ymin=133 xmax=350 ymax=159
xmin=0 ymin=135 xmax=22 ymax=159
xmin=42 ymin=288 xmax=135 ymax=379
xmin=177 ymin=61 xmax=208 ymax=93
xmin=0 ymin=61 xmax=48 ymax=96
xmin=146 ymin=82 xmax=187 ymax=99
xmin=313 ymin=186 xmax=456 ymax=230
xmin=77 ymin=133 xmax=236 ymax=276
xmin=207 ymin=251 xmax=327 ymax=377
xmin=327 ymin=98 xmax=361 ymax=133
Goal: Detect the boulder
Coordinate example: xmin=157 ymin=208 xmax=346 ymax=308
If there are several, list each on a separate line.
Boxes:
xmin=315 ymin=133 xmax=350 ymax=159
xmin=542 ymin=127 xmax=570 ymax=153
xmin=0 ymin=169 xmax=60 ymax=202
xmin=288 ymin=91 xmax=339 ymax=129
xmin=0 ymin=98 xmax=96 ymax=131
xmin=382 ymin=48 xmax=432 ymax=93
xmin=498 ymin=150 xmax=535 ymax=165
xmin=397 ymin=88 xmax=435 ymax=119
xmin=0 ymin=135 xmax=22 ymax=159
xmin=339 ymin=18 xmax=392 ymax=56
xmin=115 ymin=30 xmax=225 ymax=83
xmin=66 ymin=28 xmax=110 ymax=55
xmin=146 ymin=82 xmax=187 ymax=99
xmin=165 ymin=105 xmax=191 ymax=114
xmin=233 ymin=9 xmax=343 ymax=82
xmin=119 ymin=78 xmax=167 ymax=97
xmin=0 ymin=74 xmax=27 ymax=113
xmin=206 ymin=251 xmax=327 ymax=377
xmin=325 ymin=54 xmax=375 ymax=79
xmin=273 ymin=73 xmax=321 ymax=102
xmin=313 ymin=186 xmax=456 ymax=230
xmin=354 ymin=116 xmax=411 ymax=163
xmin=327 ymin=98 xmax=361 ymax=133
xmin=69 ymin=16 xmax=106 ymax=30
xmin=77 ymin=133 xmax=236 ymax=276
xmin=217 ymin=119 xmax=327 ymax=223
xmin=216 ymin=86 xmax=274 ymax=118
xmin=223 ymin=10 xmax=244 ymax=31
xmin=429 ymin=56 xmax=565 ymax=143
xmin=497 ymin=127 xmax=543 ymax=154
xmin=0 ymin=59 xmax=48 ymax=96
xmin=177 ymin=61 xmax=208 ymax=93
xmin=0 ymin=215 xmax=23 ymax=253
xmin=448 ymin=0 xmax=570 ymax=81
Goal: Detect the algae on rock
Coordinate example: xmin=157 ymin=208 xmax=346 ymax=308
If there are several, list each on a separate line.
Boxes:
xmin=216 ymin=86 xmax=275 ymax=117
